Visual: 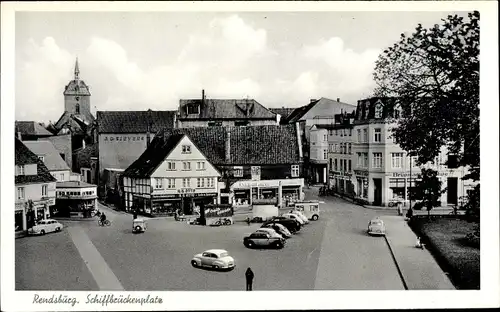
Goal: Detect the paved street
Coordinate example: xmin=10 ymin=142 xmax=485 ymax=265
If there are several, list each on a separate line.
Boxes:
xmin=16 ymin=188 xmax=404 ymax=290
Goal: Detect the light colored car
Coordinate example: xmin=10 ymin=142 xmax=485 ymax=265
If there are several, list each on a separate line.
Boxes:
xmin=261 ymin=222 xmax=292 ymax=238
xmin=244 ymin=230 xmax=286 ymax=249
xmin=256 ymin=228 xmax=283 ymax=239
xmin=281 ymin=213 xmax=305 ymax=225
xmin=29 ymin=219 xmax=63 ymax=235
xmin=289 ymin=210 xmax=309 ymax=224
xmin=367 ymin=218 xmax=386 ymax=236
xmin=191 ymin=249 xmax=235 ymax=270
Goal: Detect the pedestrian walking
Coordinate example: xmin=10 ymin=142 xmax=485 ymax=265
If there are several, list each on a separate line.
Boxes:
xmin=245 ymin=267 xmax=254 ymax=291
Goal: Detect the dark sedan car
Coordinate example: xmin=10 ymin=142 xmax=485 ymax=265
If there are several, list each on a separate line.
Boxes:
xmin=264 ymin=218 xmax=301 ymax=233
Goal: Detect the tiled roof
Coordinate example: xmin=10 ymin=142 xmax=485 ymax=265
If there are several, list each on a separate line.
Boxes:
xmin=269 ymin=107 xmax=295 ymax=120
xmin=15 ymin=138 xmax=57 ymax=184
xmin=178 ymin=99 xmax=276 ymax=120
xmin=57 ymin=181 xmax=96 ymax=188
xmin=63 ymin=79 xmax=91 ymax=96
xmin=355 ymin=97 xmax=401 ymax=121
xmin=15 ymin=121 xmax=53 ymax=136
xmin=54 ymin=111 xmax=95 ymax=133
xmin=124 ymin=125 xmax=301 ymax=177
xmin=123 ymin=134 xmax=185 ymax=177
xmin=23 ymin=141 xmax=70 ymax=171
xmin=97 ymin=110 xmax=176 ymax=133
xmin=286 ymin=98 xmax=356 ymax=123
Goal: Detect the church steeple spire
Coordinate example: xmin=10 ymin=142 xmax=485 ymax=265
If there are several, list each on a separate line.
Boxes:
xmin=74 ymin=57 xmax=80 ymax=80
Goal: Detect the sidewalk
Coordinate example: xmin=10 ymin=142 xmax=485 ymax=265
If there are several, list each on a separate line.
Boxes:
xmin=383 ymin=215 xmax=455 ymax=290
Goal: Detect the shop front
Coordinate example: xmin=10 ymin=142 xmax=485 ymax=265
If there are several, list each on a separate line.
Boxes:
xmin=354 ymin=170 xmax=369 ymax=200
xmin=136 ymin=189 xmax=219 ymax=216
xmin=15 ymin=198 xmax=55 ymax=234
xmin=54 ymin=181 xmax=98 ymax=218
xmin=231 ymin=178 xmax=304 ymax=208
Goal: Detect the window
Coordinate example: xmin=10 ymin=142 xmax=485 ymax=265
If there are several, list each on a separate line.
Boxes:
xmin=323 ymin=149 xmax=327 ymax=160
xmin=196 ymin=161 xmax=206 ymax=170
xmin=17 ymin=165 xmax=25 ymax=175
xmin=340 ymin=159 xmax=343 ymax=171
xmin=38 ymin=156 xmax=45 ymax=162
xmin=410 ymin=156 xmax=418 ymax=167
xmin=197 ymin=178 xmax=201 ymax=188
xmin=60 ymin=153 xmax=66 ymax=161
xmin=391 ymin=153 xmax=404 ymax=168
xmin=234 ymin=166 xmax=244 ymax=177
xmin=168 ymin=179 xmax=175 ymax=188
xmin=182 ymin=162 xmax=191 ymax=170
xmin=447 ymin=155 xmax=459 ymax=168
xmin=392 ymin=135 xmax=398 ymax=144
xmin=334 ymin=159 xmax=338 ymax=171
xmin=334 ymin=144 xmax=339 ymax=153
xmin=340 ymin=143 xmax=343 ymax=154
xmin=154 ymin=178 xmax=162 ymax=189
xmin=363 ymin=129 xmax=368 ymax=142
xmin=357 ymin=153 xmax=363 ymax=167
xmin=187 ymin=104 xmax=200 ymax=115
xmin=374 ymin=128 xmax=382 ymax=142
xmin=75 ymin=103 xmax=80 ymax=114
xmin=357 ymin=129 xmax=361 ymax=143
xmin=348 ymin=160 xmax=352 ymax=171
xmin=291 ymin=165 xmax=300 ymax=178
xmin=349 ymin=129 xmax=352 ymax=136
xmin=182 ymin=178 xmax=190 ymax=188
xmin=374 ymin=102 xmax=383 ymax=118
xmin=235 ymin=120 xmax=250 ymax=127
xmin=17 ymin=187 xmax=25 ymax=200
xmin=394 ymin=104 xmax=401 ymax=119
xmin=363 ymin=153 xmax=369 ymax=168
xmin=323 ymin=134 xmax=327 ymax=141
xmin=201 ymin=178 xmax=205 ymax=188
xmin=335 ymin=129 xmax=338 ymax=136
xmin=344 ymin=159 xmax=348 ymax=172
xmin=348 ymin=143 xmax=352 ymax=154
xmin=329 ymin=158 xmax=333 ymax=169
xmin=42 ymin=184 xmax=48 ymax=196
xmin=373 ymin=153 xmax=382 ymax=168
xmin=208 ymin=121 xmax=223 ymax=127
xmin=167 ymin=162 xmax=176 ymax=170
xmin=182 ymin=145 xmax=191 ymax=154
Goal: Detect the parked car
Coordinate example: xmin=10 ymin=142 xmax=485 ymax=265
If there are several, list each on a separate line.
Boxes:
xmin=243 ymin=231 xmax=286 ymax=249
xmin=294 ymin=201 xmax=320 ymax=221
xmin=281 ymin=213 xmax=305 ymax=225
xmin=28 ymin=219 xmax=63 ymax=235
xmin=264 ymin=218 xmax=301 ymax=233
xmin=288 ymin=210 xmax=309 ymax=224
xmin=256 ymin=228 xmax=284 ymax=239
xmin=261 ymin=222 xmax=292 ymax=238
xmin=191 ymin=249 xmax=235 ymax=271
xmin=367 ymin=217 xmax=386 ymax=236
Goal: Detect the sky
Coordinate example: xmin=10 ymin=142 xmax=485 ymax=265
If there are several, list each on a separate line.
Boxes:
xmin=15 ymin=11 xmax=463 ymax=124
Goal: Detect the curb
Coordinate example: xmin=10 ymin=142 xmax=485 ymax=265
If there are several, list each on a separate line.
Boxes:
xmin=383 ymin=234 xmax=409 ymax=290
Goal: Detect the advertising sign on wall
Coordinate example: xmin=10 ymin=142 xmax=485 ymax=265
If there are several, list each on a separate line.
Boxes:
xmin=205 ymin=206 xmax=233 ymax=218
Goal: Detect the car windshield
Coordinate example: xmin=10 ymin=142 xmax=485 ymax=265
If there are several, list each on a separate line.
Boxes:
xmin=371 ymin=220 xmax=383 ymax=225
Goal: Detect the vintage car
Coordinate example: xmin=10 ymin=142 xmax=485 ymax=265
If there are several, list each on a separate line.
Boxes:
xmin=281 ymin=213 xmax=305 ymax=226
xmin=256 ymin=228 xmax=284 ymax=239
xmin=243 ymin=231 xmax=286 ymax=249
xmin=191 ymin=249 xmax=235 ymax=271
xmin=288 ymin=210 xmax=309 ymax=224
xmin=367 ymin=217 xmax=386 ymax=236
xmin=132 ymin=218 xmax=147 ymax=233
xmin=28 ymin=219 xmax=63 ymax=235
xmin=260 ymin=222 xmax=292 ymax=238
xmin=264 ymin=217 xmax=301 ymax=233
xmin=294 ymin=201 xmax=320 ymax=221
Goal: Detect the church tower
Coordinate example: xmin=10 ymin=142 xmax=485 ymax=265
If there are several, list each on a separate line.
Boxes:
xmin=63 ymin=58 xmax=93 ymax=123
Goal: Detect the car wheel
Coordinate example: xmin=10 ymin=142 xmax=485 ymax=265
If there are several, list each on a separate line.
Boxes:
xmin=55 ymin=227 xmax=61 ymax=232
xmin=135 ymin=226 xmax=141 ymax=232
xmin=276 ymin=241 xmax=283 ymax=249
xmin=312 ymin=215 xmax=319 ymax=221
xmin=213 ymin=265 xmax=219 ymax=270
xmin=246 ymin=241 xmax=254 ymax=248
xmin=191 ymin=260 xmax=198 ymax=267
xmin=40 ymin=230 xmax=45 ymax=235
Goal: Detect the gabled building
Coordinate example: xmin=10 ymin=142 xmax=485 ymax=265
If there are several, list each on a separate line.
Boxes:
xmin=123 ymin=133 xmax=221 ymax=216
xmin=127 ymin=124 xmax=305 ymax=210
xmin=15 ymin=121 xmax=53 ymax=141
xmin=22 ymin=140 xmax=74 ymax=182
xmin=15 ymin=138 xmax=57 ymax=236
xmin=96 ymin=109 xmax=176 ymax=195
xmin=268 ymin=107 xmax=296 ymax=125
xmin=177 ymin=90 xmax=279 ymax=128
xmin=281 ymin=97 xmax=356 ymax=183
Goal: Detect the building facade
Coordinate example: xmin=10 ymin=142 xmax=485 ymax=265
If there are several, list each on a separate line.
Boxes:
xmin=23 ymin=140 xmax=72 ymax=182
xmin=54 ymin=181 xmax=98 ymax=218
xmin=177 ymin=90 xmax=279 ymax=128
xmin=123 ymin=134 xmax=221 ymax=216
xmin=352 ymin=97 xmax=475 ymax=207
xmin=15 ymin=138 xmax=57 ymax=236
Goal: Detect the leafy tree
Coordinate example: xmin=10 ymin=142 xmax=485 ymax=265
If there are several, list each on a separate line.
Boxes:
xmin=373 ymin=12 xmax=479 ymax=212
xmin=412 ymin=169 xmax=446 ymax=217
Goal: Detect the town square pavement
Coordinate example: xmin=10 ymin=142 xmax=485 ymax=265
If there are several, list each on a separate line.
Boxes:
xmin=16 ymin=188 xmax=404 ymax=291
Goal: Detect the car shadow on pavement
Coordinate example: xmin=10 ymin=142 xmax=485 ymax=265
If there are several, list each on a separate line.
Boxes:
xmin=193 ymin=266 xmax=236 ymax=273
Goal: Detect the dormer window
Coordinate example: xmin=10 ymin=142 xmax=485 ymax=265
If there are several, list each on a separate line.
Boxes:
xmin=186 ymin=104 xmax=200 ymax=115
xmin=17 ymin=165 xmax=25 ymax=175
xmin=374 ymin=101 xmax=383 ymax=119
xmin=393 ymin=104 xmax=401 ymax=119
xmin=38 ymin=156 xmax=44 ymax=162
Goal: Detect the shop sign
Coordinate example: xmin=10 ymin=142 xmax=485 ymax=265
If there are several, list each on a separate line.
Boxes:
xmin=178 ymin=188 xmax=196 ymax=194
xmin=102 ymin=135 xmax=146 ymax=142
xmin=354 ymin=170 xmax=369 ymax=177
xmin=205 ymin=207 xmax=233 ymax=218
xmin=251 ymin=166 xmax=261 ymax=181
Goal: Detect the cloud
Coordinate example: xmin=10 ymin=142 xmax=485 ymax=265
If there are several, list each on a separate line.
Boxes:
xmin=15 ymin=15 xmax=382 ymax=123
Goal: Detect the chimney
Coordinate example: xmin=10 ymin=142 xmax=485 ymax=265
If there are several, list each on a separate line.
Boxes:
xmin=310 ymin=99 xmax=317 ymax=103
xmin=225 ymin=130 xmax=231 ymax=163
xmin=202 ymin=89 xmax=205 ymax=101
xmin=337 ymin=98 xmax=340 ymax=102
